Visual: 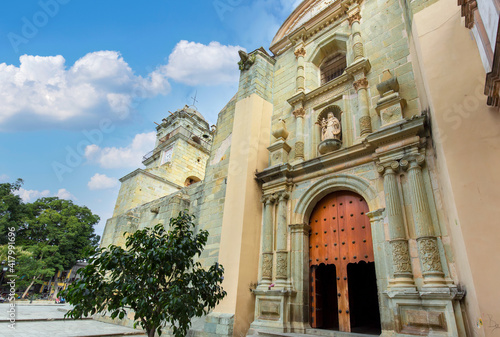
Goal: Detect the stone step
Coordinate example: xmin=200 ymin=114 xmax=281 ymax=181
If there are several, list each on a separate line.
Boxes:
xmin=73 ymin=332 xmax=146 ymax=337
xmin=252 ymin=328 xmax=379 ymax=337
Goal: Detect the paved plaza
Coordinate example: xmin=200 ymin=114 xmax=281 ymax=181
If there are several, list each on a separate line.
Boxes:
xmin=0 ymin=302 xmax=146 ymax=337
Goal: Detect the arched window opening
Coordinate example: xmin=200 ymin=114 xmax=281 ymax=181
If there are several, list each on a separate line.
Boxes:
xmin=320 ymin=53 xmax=346 ymax=85
xmin=184 ymin=176 xmax=201 ymax=186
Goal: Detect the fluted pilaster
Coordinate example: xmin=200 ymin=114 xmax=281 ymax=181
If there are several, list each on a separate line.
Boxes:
xmin=401 ymin=155 xmax=446 ymax=287
xmin=259 ymin=195 xmax=275 ymax=286
xmin=275 ymin=191 xmax=289 ymax=284
xmin=378 ymin=161 xmax=415 ymax=288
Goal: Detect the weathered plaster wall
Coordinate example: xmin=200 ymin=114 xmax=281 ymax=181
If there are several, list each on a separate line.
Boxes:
xmin=413 ymin=0 xmax=500 ymax=335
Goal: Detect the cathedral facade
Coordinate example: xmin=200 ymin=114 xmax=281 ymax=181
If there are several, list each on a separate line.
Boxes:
xmin=100 ymin=0 xmax=500 ymax=336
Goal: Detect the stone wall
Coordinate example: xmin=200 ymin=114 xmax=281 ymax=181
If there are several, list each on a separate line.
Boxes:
xmin=191 ymin=96 xmax=237 ymax=268
xmin=111 ymin=169 xmax=181 ymax=218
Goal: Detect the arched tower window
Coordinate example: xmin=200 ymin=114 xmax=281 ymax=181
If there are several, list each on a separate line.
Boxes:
xmin=184 ymin=176 xmax=201 ymax=186
xmin=320 ymin=52 xmax=346 ymax=85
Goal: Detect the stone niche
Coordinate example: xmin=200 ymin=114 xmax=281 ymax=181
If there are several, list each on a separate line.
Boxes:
xmin=317 ymin=105 xmax=343 ymax=155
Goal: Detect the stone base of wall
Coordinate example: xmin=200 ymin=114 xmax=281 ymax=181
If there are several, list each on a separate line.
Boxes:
xmin=191 ymin=313 xmax=234 ymax=337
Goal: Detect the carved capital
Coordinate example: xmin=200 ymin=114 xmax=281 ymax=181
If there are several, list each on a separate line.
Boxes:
xmin=376 ymin=161 xmax=400 ymax=175
xmin=277 ymin=191 xmax=290 ymax=201
xmin=294 ymin=47 xmax=306 ymax=59
xmin=353 ymin=77 xmax=369 ymax=91
xmin=261 ymin=194 xmax=275 ymax=204
xmin=292 ymin=107 xmax=306 ymax=118
xmin=348 ymin=12 xmax=361 ymax=26
xmin=400 ymin=154 xmax=425 ymax=170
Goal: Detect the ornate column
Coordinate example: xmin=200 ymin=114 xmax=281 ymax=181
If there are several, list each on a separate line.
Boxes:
xmin=401 ymin=154 xmax=447 ymax=287
xmin=294 ymin=46 xmax=306 ymax=93
xmin=353 ymin=78 xmax=372 ymax=137
xmin=377 ymin=161 xmax=415 ymax=288
xmin=348 ymin=12 xmax=364 ymax=61
xmin=259 ymin=195 xmax=275 ymax=287
xmin=275 ymin=191 xmax=290 ymax=286
xmin=293 ymin=108 xmax=305 ymax=161
xmin=289 ymin=223 xmax=311 ymax=328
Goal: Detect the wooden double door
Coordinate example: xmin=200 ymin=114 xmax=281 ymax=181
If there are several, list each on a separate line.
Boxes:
xmin=309 ymin=191 xmax=380 ymax=333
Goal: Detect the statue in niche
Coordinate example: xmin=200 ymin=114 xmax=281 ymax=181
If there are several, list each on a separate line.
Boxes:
xmin=320 ymin=112 xmax=341 ymax=141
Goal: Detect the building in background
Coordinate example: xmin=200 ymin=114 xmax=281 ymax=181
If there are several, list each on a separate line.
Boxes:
xmin=100 ymin=0 xmax=500 ymax=336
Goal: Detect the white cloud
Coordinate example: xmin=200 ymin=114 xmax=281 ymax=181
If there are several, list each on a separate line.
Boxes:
xmin=15 ymin=187 xmax=76 ymax=202
xmin=0 ymin=174 xmax=9 ymax=182
xmin=88 ymin=173 xmax=119 ymax=190
xmin=0 ymin=51 xmax=170 ymax=131
xmin=162 ymin=41 xmax=244 ymax=86
xmin=55 ymin=188 xmax=76 ymax=200
xmin=85 ymin=132 xmax=156 ymax=169
xmin=15 ymin=188 xmax=51 ymax=202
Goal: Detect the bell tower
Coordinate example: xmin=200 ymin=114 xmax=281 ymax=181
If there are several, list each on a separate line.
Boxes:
xmin=111 ymin=105 xmax=213 ymax=218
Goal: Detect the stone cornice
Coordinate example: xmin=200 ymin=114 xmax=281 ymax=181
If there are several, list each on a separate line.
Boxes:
xmin=119 ymin=168 xmax=183 ymax=190
xmin=256 ymin=115 xmax=426 ymax=184
xmin=287 ymin=71 xmax=351 ymax=106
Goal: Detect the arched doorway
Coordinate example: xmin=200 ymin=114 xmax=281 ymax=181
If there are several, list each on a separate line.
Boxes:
xmin=309 ymin=191 xmax=381 ymax=334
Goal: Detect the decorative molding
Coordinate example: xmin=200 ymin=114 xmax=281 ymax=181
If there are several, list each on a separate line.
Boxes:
xmin=417 ymin=237 xmax=443 ymax=273
xmin=458 ymin=0 xmax=477 ymax=29
xmin=485 ymin=20 xmax=500 ymax=107
xmin=391 ymin=240 xmax=412 ymax=274
xmin=359 ymin=115 xmax=372 ymax=135
xmin=256 ymin=116 xmax=427 ymax=185
xmin=276 ymin=251 xmax=288 ymax=279
xmin=270 ymin=0 xmax=361 ymax=56
xmin=295 ymin=141 xmax=305 ymax=158
xmin=262 ymin=253 xmax=273 ymax=279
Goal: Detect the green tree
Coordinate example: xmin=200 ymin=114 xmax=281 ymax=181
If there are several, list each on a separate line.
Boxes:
xmin=0 ymin=244 xmax=56 ymax=297
xmin=20 ymin=197 xmax=100 ymax=297
xmin=62 ymin=211 xmax=227 ymax=337
xmin=0 ymin=179 xmax=28 ymax=244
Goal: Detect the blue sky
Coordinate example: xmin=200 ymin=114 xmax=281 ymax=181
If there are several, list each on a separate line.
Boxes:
xmin=0 ymin=0 xmax=301 ymax=238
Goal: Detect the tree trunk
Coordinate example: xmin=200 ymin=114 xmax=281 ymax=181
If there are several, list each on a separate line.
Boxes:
xmin=148 ymin=328 xmax=155 ymax=337
xmin=50 ymin=276 xmax=59 ymax=299
xmin=22 ymin=279 xmax=36 ymax=299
